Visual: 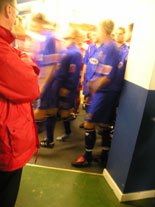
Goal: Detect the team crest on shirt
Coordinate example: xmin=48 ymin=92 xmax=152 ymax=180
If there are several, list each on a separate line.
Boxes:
xmin=89 ymin=58 xmax=99 ymax=65
xmin=69 ymin=64 xmax=76 ymax=72
xmin=98 ymin=51 xmax=103 ymax=57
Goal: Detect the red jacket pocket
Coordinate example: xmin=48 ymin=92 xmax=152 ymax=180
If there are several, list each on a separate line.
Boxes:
xmin=7 ymin=118 xmax=36 ymax=158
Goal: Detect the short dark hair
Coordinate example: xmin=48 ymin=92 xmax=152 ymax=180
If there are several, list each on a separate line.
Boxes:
xmin=0 ymin=0 xmax=13 ymax=12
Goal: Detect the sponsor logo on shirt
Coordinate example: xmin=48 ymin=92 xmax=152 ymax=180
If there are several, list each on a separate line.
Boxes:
xmin=96 ymin=64 xmax=112 ymax=75
xmin=69 ymin=64 xmax=76 ymax=72
xmin=89 ymin=58 xmax=99 ymax=65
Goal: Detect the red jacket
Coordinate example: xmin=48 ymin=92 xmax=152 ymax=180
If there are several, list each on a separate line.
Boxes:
xmin=0 ymin=26 xmax=40 ymax=171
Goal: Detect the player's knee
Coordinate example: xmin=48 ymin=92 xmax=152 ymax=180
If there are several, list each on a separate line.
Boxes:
xmin=99 ymin=126 xmax=111 ymax=148
xmin=61 ymin=110 xmax=70 ymax=118
xmin=46 ymin=108 xmax=58 ymax=117
xmin=84 ymin=121 xmax=94 ymax=129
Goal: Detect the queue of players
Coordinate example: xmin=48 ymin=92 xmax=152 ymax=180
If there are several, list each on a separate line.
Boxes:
xmin=15 ymin=13 xmax=133 ymax=168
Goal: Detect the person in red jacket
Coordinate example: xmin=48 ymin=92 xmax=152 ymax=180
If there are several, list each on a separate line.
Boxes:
xmin=0 ymin=1 xmax=40 ymax=206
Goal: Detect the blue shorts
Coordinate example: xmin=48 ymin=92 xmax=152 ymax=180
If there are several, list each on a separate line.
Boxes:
xmin=85 ymin=91 xmax=120 ymax=124
xmin=39 ymin=79 xmax=59 ymax=109
xmin=39 ymin=82 xmax=76 ymax=110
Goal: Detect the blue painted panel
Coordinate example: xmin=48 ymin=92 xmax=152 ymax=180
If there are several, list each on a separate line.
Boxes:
xmin=124 ymin=90 xmax=155 ymax=193
xmin=106 ymin=81 xmax=148 ymax=192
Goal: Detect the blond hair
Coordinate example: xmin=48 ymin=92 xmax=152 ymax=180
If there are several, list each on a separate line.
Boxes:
xmin=99 ymin=19 xmax=115 ymax=35
xmin=64 ymin=28 xmax=86 ymax=45
xmin=31 ymin=13 xmax=50 ymax=25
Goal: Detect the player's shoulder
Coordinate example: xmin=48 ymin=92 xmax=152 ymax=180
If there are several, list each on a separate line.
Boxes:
xmin=105 ymin=40 xmax=119 ymax=54
xmin=108 ymin=40 xmax=118 ymax=48
xmin=63 ymin=46 xmax=81 ymax=61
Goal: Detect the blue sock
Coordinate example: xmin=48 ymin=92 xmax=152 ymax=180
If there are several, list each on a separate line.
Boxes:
xmin=46 ymin=116 xmax=56 ymax=143
xmin=83 ymin=128 xmax=96 ymax=161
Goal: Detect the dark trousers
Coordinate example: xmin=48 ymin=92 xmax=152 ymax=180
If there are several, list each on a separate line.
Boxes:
xmin=0 ymin=168 xmax=23 ymax=207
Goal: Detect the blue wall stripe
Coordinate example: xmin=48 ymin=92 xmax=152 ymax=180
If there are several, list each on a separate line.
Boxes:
xmin=124 ymin=90 xmax=155 ymax=193
xmin=107 ymin=80 xmax=149 ymax=192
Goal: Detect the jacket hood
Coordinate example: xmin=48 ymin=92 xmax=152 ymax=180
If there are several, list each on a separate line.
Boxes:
xmin=0 ymin=25 xmax=15 ymax=44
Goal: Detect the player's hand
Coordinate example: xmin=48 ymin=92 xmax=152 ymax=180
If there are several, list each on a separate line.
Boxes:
xmin=89 ymin=76 xmax=111 ymax=94
xmin=88 ymin=79 xmax=99 ymax=94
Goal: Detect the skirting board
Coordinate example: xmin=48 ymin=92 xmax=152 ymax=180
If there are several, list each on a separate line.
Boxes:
xmin=103 ymin=169 xmax=155 ymax=202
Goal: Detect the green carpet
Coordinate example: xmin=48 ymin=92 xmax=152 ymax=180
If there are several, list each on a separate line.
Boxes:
xmin=16 ymin=165 xmax=154 ymax=207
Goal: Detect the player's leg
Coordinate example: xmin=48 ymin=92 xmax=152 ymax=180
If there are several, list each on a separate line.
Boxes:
xmin=98 ymin=92 xmax=120 ymax=167
xmin=40 ymin=108 xmax=58 ymax=148
xmin=72 ymin=121 xmax=96 ymax=167
xmin=70 ymin=89 xmax=81 ymax=120
xmin=79 ymin=95 xmax=91 ymax=128
xmin=83 ymin=121 xmax=96 ymax=162
xmin=56 ymin=90 xmax=76 ymax=141
xmin=97 ymin=123 xmax=111 ymax=167
xmin=56 ymin=109 xmax=72 ymax=141
xmin=71 ymin=93 xmax=101 ymax=167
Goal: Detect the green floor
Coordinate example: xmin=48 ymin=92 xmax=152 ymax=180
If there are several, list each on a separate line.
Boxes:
xmin=16 ymin=165 xmax=155 ymax=207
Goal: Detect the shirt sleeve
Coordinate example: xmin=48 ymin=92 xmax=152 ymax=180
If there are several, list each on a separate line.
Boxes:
xmin=55 ymin=54 xmax=69 ymax=83
xmin=55 ymin=51 xmax=81 ymax=90
xmin=83 ymin=46 xmax=89 ymax=64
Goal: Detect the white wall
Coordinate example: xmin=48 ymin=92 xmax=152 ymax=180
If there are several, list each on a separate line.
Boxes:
xmin=150 ymin=63 xmax=155 ymax=90
xmin=125 ymin=0 xmax=155 ymax=90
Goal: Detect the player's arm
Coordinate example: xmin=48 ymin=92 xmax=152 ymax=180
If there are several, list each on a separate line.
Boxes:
xmin=95 ymin=76 xmax=111 ymax=91
xmin=55 ymin=55 xmax=70 ymax=97
xmin=80 ymin=46 xmax=89 ymax=85
xmin=89 ymin=76 xmax=111 ymax=94
xmin=80 ymin=64 xmax=87 ymax=86
xmin=39 ymin=64 xmax=56 ymax=95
